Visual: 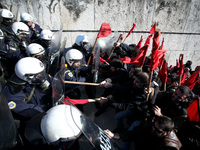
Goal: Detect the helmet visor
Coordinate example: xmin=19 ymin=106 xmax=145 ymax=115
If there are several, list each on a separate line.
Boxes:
xmin=25 ymin=70 xmax=47 ymax=85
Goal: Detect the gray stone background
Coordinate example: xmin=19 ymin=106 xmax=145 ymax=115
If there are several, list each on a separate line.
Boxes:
xmin=2 ymin=0 xmax=200 ymax=70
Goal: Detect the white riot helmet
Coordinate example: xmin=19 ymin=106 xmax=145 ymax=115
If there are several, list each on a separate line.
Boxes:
xmin=97 ymin=40 xmax=106 ymax=48
xmin=26 ymin=43 xmax=45 ymax=58
xmin=15 ymin=57 xmax=49 ymax=88
xmin=1 ymin=9 xmax=14 ymax=19
xmin=75 ymin=34 xmax=89 ymax=46
xmin=40 ymin=29 xmax=53 ymax=40
xmin=65 ymin=49 xmax=83 ymax=66
xmin=41 ymin=104 xmax=83 ymax=144
xmin=20 ymin=12 xmax=33 ymax=22
xmin=11 ymin=22 xmax=30 ymax=36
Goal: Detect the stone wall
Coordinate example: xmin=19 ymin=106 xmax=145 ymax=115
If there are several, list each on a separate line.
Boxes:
xmin=2 ymin=0 xmax=200 ymax=69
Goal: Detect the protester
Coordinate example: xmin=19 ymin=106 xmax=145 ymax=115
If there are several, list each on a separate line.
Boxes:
xmin=104 ymin=115 xmax=182 ymax=150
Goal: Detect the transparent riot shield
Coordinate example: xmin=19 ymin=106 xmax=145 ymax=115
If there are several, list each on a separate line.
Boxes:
xmin=68 ymin=101 xmax=121 ymax=150
xmin=93 ymin=46 xmax=101 ymax=83
xmin=52 ymin=56 xmax=65 ymax=106
xmin=0 ymin=93 xmax=23 ymax=149
xmin=47 ymin=28 xmax=63 ymax=76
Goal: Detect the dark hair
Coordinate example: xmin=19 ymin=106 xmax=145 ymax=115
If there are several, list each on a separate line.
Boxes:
xmin=110 ymin=59 xmax=123 ymax=69
xmin=178 ymin=86 xmax=192 ymax=100
xmin=135 ymin=71 xmax=149 ymax=85
xmin=168 ymin=73 xmax=179 ymax=83
xmin=154 ymin=116 xmax=174 ymax=132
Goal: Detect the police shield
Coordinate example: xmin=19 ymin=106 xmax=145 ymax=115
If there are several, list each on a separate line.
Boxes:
xmin=69 ymin=101 xmax=121 ymax=150
xmin=47 ymin=28 xmax=62 ymax=76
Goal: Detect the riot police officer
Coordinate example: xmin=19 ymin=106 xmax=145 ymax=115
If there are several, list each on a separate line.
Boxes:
xmin=3 ymin=57 xmax=52 ymax=119
xmin=0 ymin=9 xmax=14 ymax=36
xmin=1 ymin=22 xmax=30 ymax=79
xmin=20 ymin=12 xmax=42 ymax=42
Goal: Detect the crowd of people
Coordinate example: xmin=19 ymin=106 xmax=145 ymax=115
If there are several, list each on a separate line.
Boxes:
xmin=0 ymin=6 xmax=200 ymax=150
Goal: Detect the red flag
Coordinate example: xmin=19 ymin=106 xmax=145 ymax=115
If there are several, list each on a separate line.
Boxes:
xmin=187 ymin=98 xmax=200 ymax=122
xmin=63 ymin=96 xmax=89 ymax=105
xmin=120 ymin=45 xmax=149 ymax=66
xmin=97 ymin=23 xmax=112 ymax=38
xmin=176 ymin=54 xmax=184 ymax=75
xmin=169 ymin=65 xmax=173 ymax=70
xmin=144 ymin=34 xmax=153 ymax=46
xmin=99 ymin=56 xmax=108 ymax=64
xmin=180 ymin=70 xmax=188 ymax=85
xmin=184 ymin=67 xmax=200 ymax=90
xmin=158 ymin=60 xmax=167 ymax=84
xmin=150 ymin=49 xmax=167 ymax=71
xmin=134 ymin=37 xmax=143 ymax=49
xmin=159 ymin=38 xmax=164 ymax=50
xmin=126 ymin=23 xmax=136 ymax=38
xmin=150 ymin=22 xmax=157 ymax=35
xmin=149 ymin=31 xmax=165 ymax=72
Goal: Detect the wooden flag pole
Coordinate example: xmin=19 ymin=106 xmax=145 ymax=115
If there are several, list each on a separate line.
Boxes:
xmin=108 ymin=33 xmax=124 ymax=59
xmin=63 ymin=80 xmax=100 ymax=86
xmin=87 ymin=37 xmax=99 ymax=66
xmin=178 ymin=54 xmax=184 ymax=86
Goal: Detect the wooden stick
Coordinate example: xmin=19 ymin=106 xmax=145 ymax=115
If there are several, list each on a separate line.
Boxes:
xmin=87 ymin=37 xmax=99 ymax=66
xmin=63 ymin=80 xmax=100 ymax=86
xmin=108 ymin=33 xmax=124 ymax=59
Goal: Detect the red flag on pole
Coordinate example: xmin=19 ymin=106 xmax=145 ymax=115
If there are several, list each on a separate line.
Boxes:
xmin=150 ymin=22 xmax=157 ymax=35
xmin=150 ymin=49 xmax=167 ymax=71
xmin=97 ymin=23 xmax=112 ymax=38
xmin=187 ymin=98 xmax=200 ymax=122
xmin=183 ymin=67 xmax=200 ymax=90
xmin=126 ymin=23 xmax=136 ymax=38
xmin=158 ymin=60 xmax=167 ymax=84
xmin=120 ymin=44 xmax=149 ymax=66
xmin=159 ymin=38 xmax=164 ymax=50
xmin=176 ymin=54 xmax=184 ymax=75
xmin=63 ymin=96 xmax=89 ymax=105
xmin=134 ymin=37 xmax=143 ymax=49
xmin=144 ymin=34 xmax=153 ymax=46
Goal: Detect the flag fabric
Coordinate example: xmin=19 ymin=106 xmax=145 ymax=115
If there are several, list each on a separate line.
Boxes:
xmin=150 ymin=49 xmax=167 ymax=71
xmin=158 ymin=60 xmax=167 ymax=84
xmin=176 ymin=54 xmax=184 ymax=75
xmin=144 ymin=34 xmax=153 ymax=46
xmin=134 ymin=37 xmax=143 ymax=49
xmin=120 ymin=45 xmax=149 ymax=66
xmin=99 ymin=56 xmax=108 ymax=64
xmin=169 ymin=65 xmax=173 ymax=70
xmin=183 ymin=67 xmax=200 ymax=90
xmin=126 ymin=23 xmax=136 ymax=38
xmin=159 ymin=38 xmax=164 ymax=50
xmin=180 ymin=70 xmax=188 ymax=85
xmin=97 ymin=23 xmax=112 ymax=38
xmin=63 ymin=96 xmax=89 ymax=105
xmin=187 ymin=98 xmax=200 ymax=122
xmin=150 ymin=22 xmax=157 ymax=35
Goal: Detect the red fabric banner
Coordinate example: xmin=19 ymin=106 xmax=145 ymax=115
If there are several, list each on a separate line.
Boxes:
xmin=144 ymin=34 xmax=153 ymax=46
xmin=159 ymin=38 xmax=164 ymax=50
xmin=150 ymin=22 xmax=157 ymax=35
xmin=187 ymin=98 xmax=200 ymax=122
xmin=63 ymin=96 xmax=89 ymax=105
xmin=183 ymin=67 xmax=200 ymax=90
xmin=120 ymin=45 xmax=149 ymax=66
xmin=135 ymin=37 xmax=143 ymax=49
xmin=97 ymin=23 xmax=112 ymax=38
xmin=158 ymin=60 xmax=167 ymax=84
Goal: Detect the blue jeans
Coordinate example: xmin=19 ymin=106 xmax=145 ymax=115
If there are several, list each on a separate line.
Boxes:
xmin=121 ymin=120 xmax=142 ymax=150
xmin=115 ymin=109 xmax=133 ymax=129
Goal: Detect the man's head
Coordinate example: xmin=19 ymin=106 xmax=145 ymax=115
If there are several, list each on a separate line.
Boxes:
xmin=1 ymin=9 xmax=14 ymax=26
xmin=133 ymin=71 xmax=149 ymax=88
xmin=11 ymin=22 xmax=30 ymax=40
xmin=20 ymin=12 xmax=34 ymax=27
xmin=110 ymin=59 xmax=123 ymax=72
xmin=65 ymin=49 xmax=83 ymax=68
xmin=171 ymin=86 xmax=192 ymax=104
xmin=152 ymin=116 xmax=174 ymax=137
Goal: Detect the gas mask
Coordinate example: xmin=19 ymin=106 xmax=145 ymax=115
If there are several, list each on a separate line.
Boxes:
xmin=25 ymin=70 xmax=50 ymax=89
